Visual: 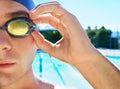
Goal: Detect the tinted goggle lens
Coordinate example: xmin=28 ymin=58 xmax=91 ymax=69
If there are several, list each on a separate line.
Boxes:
xmin=8 ymin=20 xmax=29 ymax=36
xmin=4 ymin=17 xmax=36 ymax=37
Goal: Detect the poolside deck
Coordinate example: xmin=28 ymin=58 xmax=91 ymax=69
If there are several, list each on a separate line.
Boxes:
xmin=98 ymin=49 xmax=120 ymax=56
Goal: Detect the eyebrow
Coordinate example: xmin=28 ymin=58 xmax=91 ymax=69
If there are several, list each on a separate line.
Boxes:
xmin=6 ymin=10 xmax=29 ymax=18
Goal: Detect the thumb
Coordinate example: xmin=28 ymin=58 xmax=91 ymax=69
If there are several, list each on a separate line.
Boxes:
xmin=31 ymin=30 xmax=54 ymax=53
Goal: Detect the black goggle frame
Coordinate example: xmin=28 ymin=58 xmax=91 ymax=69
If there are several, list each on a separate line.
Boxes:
xmin=0 ymin=17 xmax=36 ymax=38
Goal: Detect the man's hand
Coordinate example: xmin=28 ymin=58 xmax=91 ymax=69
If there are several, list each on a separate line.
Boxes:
xmin=29 ymin=2 xmax=120 ymax=89
xmin=29 ymin=1 xmax=97 ymax=65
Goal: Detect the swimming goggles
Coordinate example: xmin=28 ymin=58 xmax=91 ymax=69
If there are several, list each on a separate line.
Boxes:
xmin=0 ymin=17 xmax=36 ymax=38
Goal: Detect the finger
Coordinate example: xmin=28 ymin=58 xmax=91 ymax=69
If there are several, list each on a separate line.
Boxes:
xmin=29 ymin=2 xmax=68 ymax=19
xmin=33 ymin=13 xmax=83 ymax=42
xmin=31 ymin=30 xmax=55 ymax=53
xmin=29 ymin=2 xmax=82 ymax=35
xmin=30 ymin=2 xmax=87 ymax=42
xmin=33 ymin=14 xmax=59 ymax=28
xmin=32 ymin=14 xmax=69 ymax=38
xmin=32 ymin=30 xmax=70 ymax=62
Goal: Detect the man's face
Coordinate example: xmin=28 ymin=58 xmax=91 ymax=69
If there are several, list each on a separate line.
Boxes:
xmin=0 ymin=0 xmax=37 ymax=86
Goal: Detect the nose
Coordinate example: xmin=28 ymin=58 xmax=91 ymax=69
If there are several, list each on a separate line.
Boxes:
xmin=0 ymin=31 xmax=12 ymax=51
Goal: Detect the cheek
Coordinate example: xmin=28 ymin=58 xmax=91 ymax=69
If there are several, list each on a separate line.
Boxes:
xmin=12 ymin=35 xmax=37 ymax=60
xmin=1 ymin=43 xmax=37 ymax=86
xmin=22 ymin=45 xmax=37 ymax=67
xmin=10 ymin=36 xmax=37 ymax=76
xmin=0 ymin=30 xmax=37 ymax=86
xmin=18 ymin=41 xmax=37 ymax=69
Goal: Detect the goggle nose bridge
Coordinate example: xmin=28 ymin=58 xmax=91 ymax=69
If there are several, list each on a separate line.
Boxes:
xmin=0 ymin=25 xmax=7 ymax=30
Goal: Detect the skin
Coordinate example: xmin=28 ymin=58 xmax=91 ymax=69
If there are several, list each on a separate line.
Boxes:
xmin=30 ymin=1 xmax=120 ymax=89
xmin=0 ymin=0 xmax=119 ymax=89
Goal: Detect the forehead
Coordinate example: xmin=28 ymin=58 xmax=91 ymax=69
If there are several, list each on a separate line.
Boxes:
xmin=0 ymin=0 xmax=29 ymax=25
xmin=0 ymin=1 xmax=28 ymax=17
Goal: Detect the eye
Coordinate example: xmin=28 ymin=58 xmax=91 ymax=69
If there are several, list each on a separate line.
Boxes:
xmin=3 ymin=17 xmax=36 ymax=38
xmin=8 ymin=20 xmax=29 ymax=35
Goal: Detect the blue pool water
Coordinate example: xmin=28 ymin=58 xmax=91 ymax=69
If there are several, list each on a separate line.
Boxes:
xmin=106 ymin=55 xmax=120 ymax=70
xmin=32 ymin=50 xmax=120 ymax=89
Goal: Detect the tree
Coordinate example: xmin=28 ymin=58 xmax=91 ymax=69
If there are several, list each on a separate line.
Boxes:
xmin=40 ymin=30 xmax=62 ymax=43
xmin=97 ymin=26 xmax=112 ymax=48
xmin=85 ymin=26 xmax=114 ymax=48
xmin=86 ymin=26 xmax=97 ymax=46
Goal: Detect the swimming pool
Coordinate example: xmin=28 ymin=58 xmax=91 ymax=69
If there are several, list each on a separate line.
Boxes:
xmin=106 ymin=55 xmax=120 ymax=70
xmin=32 ymin=50 xmax=120 ymax=89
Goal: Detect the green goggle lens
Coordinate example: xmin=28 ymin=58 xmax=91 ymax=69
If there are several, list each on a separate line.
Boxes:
xmin=1 ymin=17 xmax=36 ymax=38
xmin=8 ymin=20 xmax=29 ymax=36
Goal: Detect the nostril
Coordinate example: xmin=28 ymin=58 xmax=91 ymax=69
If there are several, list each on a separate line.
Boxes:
xmin=0 ymin=41 xmax=12 ymax=51
xmin=3 ymin=48 xmax=7 ymax=50
xmin=0 ymin=44 xmax=12 ymax=51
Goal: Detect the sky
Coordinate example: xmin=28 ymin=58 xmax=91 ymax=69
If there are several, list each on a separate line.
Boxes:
xmin=33 ymin=0 xmax=120 ymax=32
